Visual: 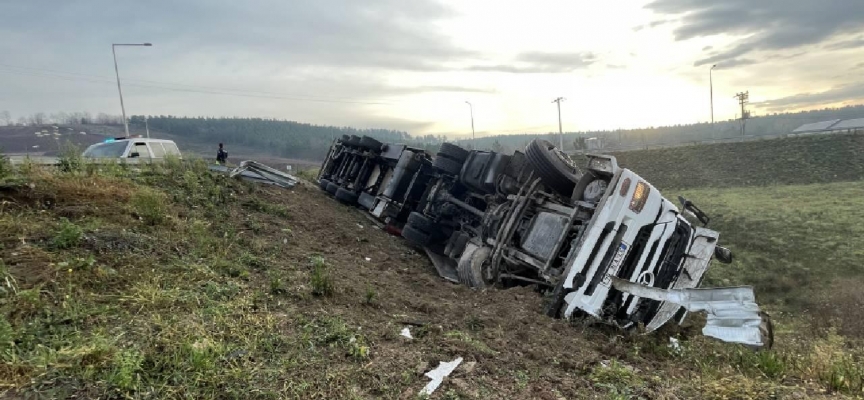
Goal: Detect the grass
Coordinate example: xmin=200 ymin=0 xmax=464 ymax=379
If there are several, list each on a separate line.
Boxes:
xmin=675 ymin=181 xmax=864 ymax=310
xmin=608 ymin=131 xmax=864 ymax=189
xmin=1 ymin=145 xmax=863 ymax=398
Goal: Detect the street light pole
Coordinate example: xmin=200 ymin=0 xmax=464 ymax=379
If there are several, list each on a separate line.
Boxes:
xmin=552 ymin=97 xmax=565 ymax=149
xmin=465 ymin=101 xmax=475 ymax=149
xmin=710 ymin=64 xmax=717 ymax=125
xmin=112 ymin=43 xmax=152 ymax=137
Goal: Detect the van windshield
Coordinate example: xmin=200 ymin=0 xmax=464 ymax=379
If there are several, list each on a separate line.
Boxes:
xmin=83 ymin=142 xmax=127 ymax=158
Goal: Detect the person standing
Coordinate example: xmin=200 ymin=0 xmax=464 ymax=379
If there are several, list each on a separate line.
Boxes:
xmin=216 ymin=143 xmax=228 ymax=164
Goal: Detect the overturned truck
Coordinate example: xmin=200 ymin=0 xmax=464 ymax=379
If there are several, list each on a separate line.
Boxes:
xmin=317 ymin=136 xmax=773 ymax=348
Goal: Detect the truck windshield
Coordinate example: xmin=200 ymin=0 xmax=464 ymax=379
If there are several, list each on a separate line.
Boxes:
xmin=83 ymin=142 xmax=127 ymax=158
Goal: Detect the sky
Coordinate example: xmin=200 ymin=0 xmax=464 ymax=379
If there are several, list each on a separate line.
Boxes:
xmin=0 ymin=0 xmax=862 ymax=137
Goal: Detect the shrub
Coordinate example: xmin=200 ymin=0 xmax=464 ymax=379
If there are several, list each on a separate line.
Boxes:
xmin=0 ymin=147 xmax=11 ymax=179
xmin=51 ymin=218 xmax=83 ymax=249
xmin=58 ymin=142 xmax=83 ymax=173
xmin=131 ymin=188 xmax=167 ymax=225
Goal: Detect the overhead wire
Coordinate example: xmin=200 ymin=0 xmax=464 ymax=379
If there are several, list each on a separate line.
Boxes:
xmin=0 ymin=63 xmax=396 ymax=105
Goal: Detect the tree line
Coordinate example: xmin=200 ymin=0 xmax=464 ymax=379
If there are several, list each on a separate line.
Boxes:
xmin=128 ymin=115 xmax=443 ymax=160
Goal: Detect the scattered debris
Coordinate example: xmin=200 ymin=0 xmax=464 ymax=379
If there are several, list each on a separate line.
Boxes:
xmin=419 ymin=357 xmax=463 ymax=396
xmin=400 ymin=327 xmax=413 ymax=339
xmin=668 ymin=337 xmax=682 ymax=354
xmin=210 ymin=160 xmax=298 ymax=188
xmin=364 ymin=257 xmax=371 ymax=262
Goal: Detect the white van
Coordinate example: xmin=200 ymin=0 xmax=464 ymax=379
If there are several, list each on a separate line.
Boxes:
xmin=82 ymin=137 xmax=182 ymax=160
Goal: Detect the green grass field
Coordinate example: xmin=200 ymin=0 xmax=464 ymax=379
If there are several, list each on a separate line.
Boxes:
xmin=677 ymin=182 xmax=864 ymax=308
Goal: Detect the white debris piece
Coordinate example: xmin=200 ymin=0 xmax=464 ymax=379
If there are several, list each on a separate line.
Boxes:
xmin=611 ymin=277 xmax=769 ymax=347
xmin=668 ymin=337 xmax=682 ymax=354
xmin=400 ymin=327 xmax=413 ymax=339
xmin=419 ymin=357 xmax=463 ymax=397
xmin=357 ymin=223 xmax=364 ymax=229
xmin=364 ymin=257 xmax=371 ymax=262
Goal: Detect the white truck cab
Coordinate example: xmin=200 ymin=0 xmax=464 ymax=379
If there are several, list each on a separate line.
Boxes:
xmin=82 ymin=137 xmax=182 ymax=160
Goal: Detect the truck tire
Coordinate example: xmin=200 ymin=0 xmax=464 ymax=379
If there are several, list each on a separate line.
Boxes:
xmin=406 ymin=212 xmax=434 ymax=233
xmin=318 ymin=179 xmax=331 ymax=191
xmin=359 ymin=136 xmax=382 ymax=152
xmin=401 ymin=224 xmax=431 ymax=246
xmin=437 ymin=143 xmax=469 ymax=163
xmin=335 ymin=187 xmax=359 ymax=204
xmin=525 ymin=139 xmax=580 ymax=197
xmin=444 ymin=232 xmax=470 ymax=258
xmin=457 ymin=244 xmax=492 ymax=289
xmin=433 ymin=156 xmax=463 ymax=176
xmin=326 ymin=182 xmax=340 ymax=195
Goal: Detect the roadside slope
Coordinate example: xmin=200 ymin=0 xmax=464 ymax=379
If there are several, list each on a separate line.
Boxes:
xmin=0 ymin=160 xmax=857 ymax=398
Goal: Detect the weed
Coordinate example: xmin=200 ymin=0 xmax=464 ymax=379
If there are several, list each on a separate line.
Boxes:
xmin=514 ymin=370 xmax=529 ymax=390
xmin=310 ymin=256 xmax=333 ymax=297
xmin=58 ymin=142 xmax=83 ymax=173
xmin=51 ymin=218 xmax=82 ymax=249
xmin=444 ymin=330 xmax=496 ymax=355
xmin=465 ymin=316 xmax=484 ymax=332
xmin=0 ymin=147 xmax=11 ymax=179
xmin=106 ymin=349 xmax=144 ymax=390
xmin=269 ymin=276 xmax=287 ymax=295
xmin=131 ymin=188 xmax=167 ymax=225
xmin=364 ymin=286 xmax=378 ymax=305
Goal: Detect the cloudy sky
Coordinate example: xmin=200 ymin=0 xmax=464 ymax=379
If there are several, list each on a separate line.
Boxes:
xmin=0 ymin=0 xmax=862 ymax=136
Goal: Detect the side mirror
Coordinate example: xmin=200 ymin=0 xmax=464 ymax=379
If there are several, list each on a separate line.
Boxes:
xmin=129 ymin=152 xmax=140 ymax=158
xmin=678 ymin=196 xmax=710 ymax=226
xmin=714 ymin=246 xmax=733 ymax=264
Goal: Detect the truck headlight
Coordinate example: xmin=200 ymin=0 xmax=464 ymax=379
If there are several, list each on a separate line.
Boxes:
xmin=629 ymin=181 xmax=650 ymax=213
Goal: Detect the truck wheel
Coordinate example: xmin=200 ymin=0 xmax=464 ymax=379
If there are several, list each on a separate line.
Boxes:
xmin=359 ymin=136 xmax=383 ymax=152
xmin=318 ymin=179 xmax=331 ymax=191
xmin=433 ymin=156 xmax=463 ymax=176
xmin=326 ymin=182 xmax=340 ymax=195
xmin=525 ymin=139 xmax=581 ymax=197
xmin=401 ymin=224 xmax=431 ymax=246
xmin=445 ymin=232 xmax=470 ymax=258
xmin=457 ymin=244 xmax=492 ymax=289
xmin=335 ymin=187 xmax=359 ymax=204
xmin=406 ymin=212 xmax=434 ymax=233
xmin=438 ymin=143 xmax=469 ymax=163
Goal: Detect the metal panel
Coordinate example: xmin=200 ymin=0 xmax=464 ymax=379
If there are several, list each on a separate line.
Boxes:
xmin=832 ymin=118 xmax=864 ymax=130
xmin=792 ymin=119 xmax=840 ymax=133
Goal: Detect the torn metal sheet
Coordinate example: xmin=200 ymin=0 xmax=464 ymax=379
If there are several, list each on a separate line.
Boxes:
xmin=419 ymin=357 xmax=463 ymax=396
xmin=611 ymin=277 xmax=770 ymax=347
xmin=210 ymin=161 xmax=298 ymax=188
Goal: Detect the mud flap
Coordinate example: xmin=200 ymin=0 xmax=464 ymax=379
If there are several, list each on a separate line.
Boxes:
xmin=424 ymin=247 xmax=460 ymax=283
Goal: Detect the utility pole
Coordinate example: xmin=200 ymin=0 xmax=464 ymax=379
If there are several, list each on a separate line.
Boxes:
xmin=552 ymin=97 xmax=565 ymax=149
xmin=465 ymin=101 xmax=475 ymax=149
xmin=144 ymin=116 xmax=150 ymax=138
xmin=734 ymin=91 xmax=749 ymax=137
xmin=112 ymin=43 xmax=152 ymax=137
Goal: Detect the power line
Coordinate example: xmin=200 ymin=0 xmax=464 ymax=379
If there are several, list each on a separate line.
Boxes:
xmin=0 ymin=63 xmax=396 ymax=105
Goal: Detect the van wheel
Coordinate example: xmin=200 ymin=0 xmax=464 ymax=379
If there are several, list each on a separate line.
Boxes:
xmin=318 ymin=179 xmax=331 ymax=191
